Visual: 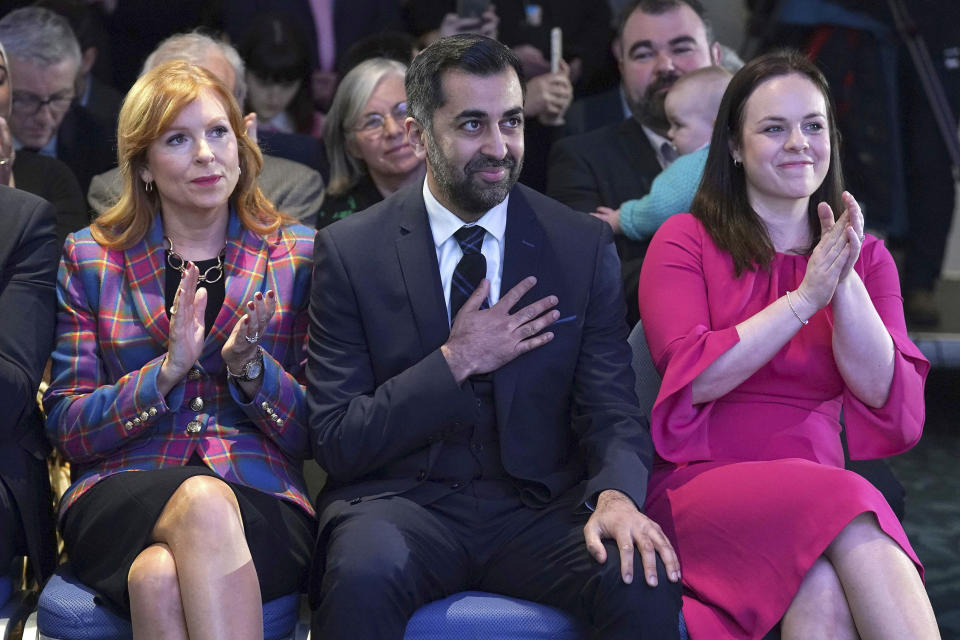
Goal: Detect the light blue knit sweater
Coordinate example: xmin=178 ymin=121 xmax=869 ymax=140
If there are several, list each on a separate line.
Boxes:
xmin=619 ymin=144 xmax=709 ymax=241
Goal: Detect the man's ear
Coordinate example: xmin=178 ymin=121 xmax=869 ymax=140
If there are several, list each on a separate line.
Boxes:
xmin=711 ymin=42 xmax=723 ymax=66
xmin=405 ymin=117 xmax=428 ymax=159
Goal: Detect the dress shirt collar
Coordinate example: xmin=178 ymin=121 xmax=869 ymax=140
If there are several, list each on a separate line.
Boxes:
xmin=641 ymin=125 xmax=676 ymax=169
xmin=423 ymin=178 xmax=508 ymax=248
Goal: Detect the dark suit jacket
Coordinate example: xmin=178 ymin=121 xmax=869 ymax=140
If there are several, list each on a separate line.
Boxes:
xmin=307 ymin=181 xmax=652 ymax=516
xmin=12 ymin=151 xmax=88 ymax=247
xmin=56 ymin=104 xmax=117 ymax=199
xmin=562 ymin=87 xmax=626 ymax=138
xmin=546 ymin=117 xmax=663 ymax=325
xmin=0 ymin=186 xmax=59 ymax=582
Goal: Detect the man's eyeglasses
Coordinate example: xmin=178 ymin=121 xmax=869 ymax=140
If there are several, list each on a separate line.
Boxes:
xmin=11 ymin=91 xmax=75 ymax=116
xmin=352 ymin=102 xmax=408 ymax=135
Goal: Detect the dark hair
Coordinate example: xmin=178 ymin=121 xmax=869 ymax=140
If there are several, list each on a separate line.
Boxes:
xmin=238 ymin=13 xmax=314 ymax=134
xmin=616 ymin=0 xmax=712 ymax=44
xmin=691 ymin=49 xmax=845 ymax=276
xmin=338 ymin=30 xmax=417 ymax=77
xmin=405 ymin=34 xmax=525 ymax=129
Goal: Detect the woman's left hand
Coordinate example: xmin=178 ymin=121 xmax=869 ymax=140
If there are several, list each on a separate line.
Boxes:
xmin=222 ymin=290 xmax=277 ymax=374
xmin=820 ymin=191 xmax=864 ymax=281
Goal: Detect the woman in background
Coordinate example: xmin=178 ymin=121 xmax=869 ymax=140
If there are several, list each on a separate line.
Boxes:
xmin=316 ymin=57 xmax=424 ymax=229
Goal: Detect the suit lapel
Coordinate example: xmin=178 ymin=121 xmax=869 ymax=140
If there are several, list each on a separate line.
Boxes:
xmin=617 ymin=118 xmax=660 ymax=194
xmin=394 ymin=184 xmax=450 ymax=354
xmin=124 ymin=215 xmax=170 ymax=349
xmin=494 ymin=187 xmax=544 ymax=430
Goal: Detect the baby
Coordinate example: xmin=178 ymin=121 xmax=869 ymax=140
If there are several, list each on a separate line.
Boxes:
xmin=592 ymin=65 xmax=731 ymax=240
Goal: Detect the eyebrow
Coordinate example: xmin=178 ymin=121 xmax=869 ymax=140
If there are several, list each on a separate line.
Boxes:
xmin=455 ymin=107 xmax=524 ymax=120
xmin=628 ymin=35 xmax=698 ymax=57
xmin=757 ymin=113 xmax=827 ymax=123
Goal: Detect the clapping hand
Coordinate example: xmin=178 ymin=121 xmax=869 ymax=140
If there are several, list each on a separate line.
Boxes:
xmin=159 ymin=263 xmax=208 ymax=394
xmin=222 ymin=290 xmax=277 ymax=374
xmin=441 ymin=276 xmax=558 ymax=384
xmin=795 ymin=192 xmax=863 ymax=312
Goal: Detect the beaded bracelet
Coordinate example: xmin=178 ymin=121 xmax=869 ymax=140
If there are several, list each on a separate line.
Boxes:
xmin=785 ymin=290 xmax=808 ymax=327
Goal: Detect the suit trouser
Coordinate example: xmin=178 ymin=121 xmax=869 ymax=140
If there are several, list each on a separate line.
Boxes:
xmin=311 ymin=481 xmax=682 ymax=640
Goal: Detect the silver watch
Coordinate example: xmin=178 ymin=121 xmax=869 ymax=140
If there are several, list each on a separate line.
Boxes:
xmin=227 ymin=347 xmax=264 ymax=381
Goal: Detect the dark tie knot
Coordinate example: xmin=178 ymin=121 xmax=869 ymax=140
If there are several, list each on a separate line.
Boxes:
xmin=454 ymin=225 xmax=486 ymax=256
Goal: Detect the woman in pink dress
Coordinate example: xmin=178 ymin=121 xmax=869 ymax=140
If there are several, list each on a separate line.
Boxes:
xmin=638 ymin=50 xmax=940 ymax=639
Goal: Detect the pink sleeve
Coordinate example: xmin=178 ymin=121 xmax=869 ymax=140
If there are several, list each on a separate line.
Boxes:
xmin=843 ymin=238 xmax=929 ymax=459
xmin=638 ymin=215 xmax=740 ymax=462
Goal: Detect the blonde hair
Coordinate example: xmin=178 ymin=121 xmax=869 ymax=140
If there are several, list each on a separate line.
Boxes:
xmin=92 ymin=60 xmax=292 ymax=249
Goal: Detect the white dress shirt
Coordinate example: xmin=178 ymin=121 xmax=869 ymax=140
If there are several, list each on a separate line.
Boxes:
xmin=423 ymin=179 xmax=508 ymax=325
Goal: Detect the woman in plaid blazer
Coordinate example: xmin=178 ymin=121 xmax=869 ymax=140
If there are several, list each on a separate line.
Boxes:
xmin=43 ymin=61 xmax=316 ymax=639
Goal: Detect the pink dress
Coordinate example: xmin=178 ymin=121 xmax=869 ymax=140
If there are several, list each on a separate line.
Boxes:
xmin=638 ymin=213 xmax=929 ymax=640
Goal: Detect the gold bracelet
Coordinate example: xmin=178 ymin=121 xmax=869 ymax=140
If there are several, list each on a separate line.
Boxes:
xmin=785 ymin=290 xmax=808 ymax=327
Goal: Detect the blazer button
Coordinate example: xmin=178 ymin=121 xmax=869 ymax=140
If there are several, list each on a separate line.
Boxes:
xmin=187 ymin=368 xmax=202 ymax=381
xmin=416 ymin=470 xmax=426 ymax=481
xmin=349 ymin=497 xmax=362 ymax=505
xmin=148 ymin=407 xmax=158 ymax=417
xmin=189 ymin=397 xmax=204 ymax=412
xmin=186 ymin=420 xmax=203 ymax=435
xmin=140 ymin=411 xmax=150 ymax=422
xmin=124 ymin=421 xmax=134 ymax=431
xmin=451 ymin=482 xmax=462 ymax=489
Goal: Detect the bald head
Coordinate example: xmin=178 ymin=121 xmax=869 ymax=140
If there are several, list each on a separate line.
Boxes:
xmin=665 ymin=65 xmax=730 ymax=154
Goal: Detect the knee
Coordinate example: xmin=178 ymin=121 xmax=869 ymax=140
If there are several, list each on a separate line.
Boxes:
xmin=128 ymin=543 xmax=180 ymax=606
xmin=593 ymin=541 xmax=682 ymax=619
xmin=158 ymin=476 xmax=244 ymax=547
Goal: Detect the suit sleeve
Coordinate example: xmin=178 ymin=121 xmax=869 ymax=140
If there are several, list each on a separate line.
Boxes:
xmin=306 ymin=228 xmax=476 ymax=483
xmin=43 ymin=236 xmax=181 ymax=464
xmin=546 ymin=137 xmax=603 ymax=213
xmin=0 ymin=196 xmax=58 ymax=445
xmin=572 ymin=221 xmax=652 ymax=509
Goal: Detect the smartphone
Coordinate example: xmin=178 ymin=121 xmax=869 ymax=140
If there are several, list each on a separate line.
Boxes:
xmin=456 ymin=0 xmax=490 ymax=19
xmin=550 ymin=27 xmax=563 ymax=74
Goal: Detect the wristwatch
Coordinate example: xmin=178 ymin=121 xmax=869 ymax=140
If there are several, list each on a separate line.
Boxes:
xmin=227 ymin=347 xmax=264 ymax=382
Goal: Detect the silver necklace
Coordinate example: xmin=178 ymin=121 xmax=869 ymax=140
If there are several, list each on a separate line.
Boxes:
xmin=164 ymin=236 xmax=225 ymax=284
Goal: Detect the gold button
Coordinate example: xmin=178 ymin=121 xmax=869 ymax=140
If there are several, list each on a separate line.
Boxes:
xmin=140 ymin=411 xmax=149 ymax=421
xmin=124 ymin=421 xmax=134 ymax=430
xmin=266 ymin=408 xmax=276 ymax=417
xmin=186 ymin=420 xmax=202 ymax=434
xmin=275 ymin=419 xmax=283 ymax=427
xmin=272 ymin=414 xmax=281 ymax=423
xmin=148 ymin=407 xmax=158 ymax=416
xmin=260 ymin=401 xmax=269 ymax=410
xmin=189 ymin=397 xmax=204 ymax=412
xmin=132 ymin=417 xmax=141 ymax=425
xmin=187 ymin=368 xmax=202 ymax=381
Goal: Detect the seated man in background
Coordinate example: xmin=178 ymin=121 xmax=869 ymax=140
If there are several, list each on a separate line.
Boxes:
xmin=0 ymin=6 xmax=115 ymax=197
xmin=87 ymin=31 xmax=325 ymax=227
xmin=307 ymin=34 xmax=681 ymax=639
xmin=546 ymin=0 xmax=721 ymax=325
xmin=591 ymin=65 xmax=730 ymax=241
xmin=0 ymin=185 xmax=59 ymax=588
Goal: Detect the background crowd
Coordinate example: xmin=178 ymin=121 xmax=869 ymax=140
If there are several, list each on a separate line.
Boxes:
xmin=0 ymin=0 xmax=956 ymax=638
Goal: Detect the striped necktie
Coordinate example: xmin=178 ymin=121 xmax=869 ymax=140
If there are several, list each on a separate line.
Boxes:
xmin=450 ymin=225 xmax=487 ymax=320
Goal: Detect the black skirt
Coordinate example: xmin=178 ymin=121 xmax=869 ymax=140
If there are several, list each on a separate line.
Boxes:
xmin=62 ymin=461 xmax=316 ymax=615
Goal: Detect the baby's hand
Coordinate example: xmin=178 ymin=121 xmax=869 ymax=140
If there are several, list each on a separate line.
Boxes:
xmin=590 ymin=206 xmax=622 ymax=235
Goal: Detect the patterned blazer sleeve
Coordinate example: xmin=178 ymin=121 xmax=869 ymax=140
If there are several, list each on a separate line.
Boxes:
xmin=224 ymin=232 xmax=312 ymax=458
xmin=43 ymin=234 xmax=180 ymax=464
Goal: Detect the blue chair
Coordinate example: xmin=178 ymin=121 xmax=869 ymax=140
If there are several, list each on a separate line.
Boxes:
xmin=22 ymin=564 xmax=307 ymax=640
xmin=404 ymin=591 xmax=689 ymax=639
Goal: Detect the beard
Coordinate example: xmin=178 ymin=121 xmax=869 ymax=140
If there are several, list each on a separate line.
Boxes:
xmin=425 ymin=131 xmax=523 ymax=218
xmin=633 ymin=71 xmax=680 ymax=134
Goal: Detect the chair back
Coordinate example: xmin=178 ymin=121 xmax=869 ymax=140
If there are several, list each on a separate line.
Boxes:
xmin=627 ymin=320 xmax=661 ymax=421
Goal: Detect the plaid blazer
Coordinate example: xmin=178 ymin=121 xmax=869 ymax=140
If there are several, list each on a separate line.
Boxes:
xmin=44 ymin=211 xmax=315 ymax=518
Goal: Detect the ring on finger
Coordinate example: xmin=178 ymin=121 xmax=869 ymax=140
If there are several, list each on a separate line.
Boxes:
xmin=245 ymin=331 xmax=260 ymax=344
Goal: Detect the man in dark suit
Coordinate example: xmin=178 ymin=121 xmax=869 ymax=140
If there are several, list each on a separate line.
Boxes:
xmin=546 ymin=0 xmax=721 ymax=324
xmin=0 ymin=7 xmax=116 ymax=197
xmin=307 ymin=34 xmax=681 ymax=639
xmin=0 ymin=185 xmax=59 ymax=586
